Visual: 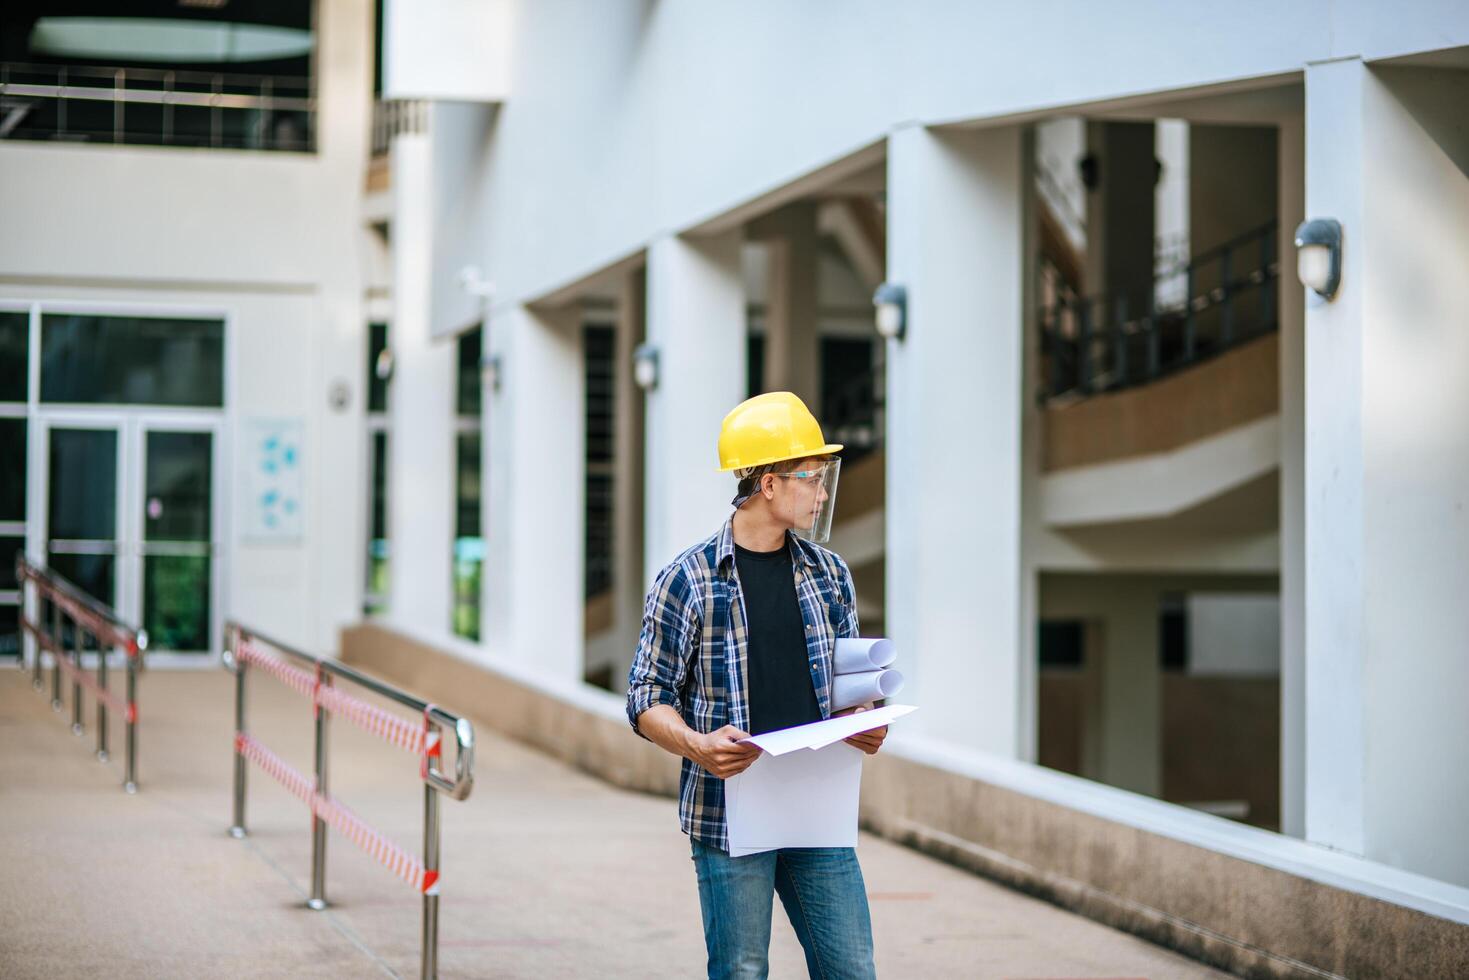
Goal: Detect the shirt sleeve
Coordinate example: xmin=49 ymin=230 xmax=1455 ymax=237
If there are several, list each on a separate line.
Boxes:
xmin=626 ymin=560 xmax=699 ymax=739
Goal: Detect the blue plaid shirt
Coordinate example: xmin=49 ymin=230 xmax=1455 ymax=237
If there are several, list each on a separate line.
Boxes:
xmin=626 ymin=517 xmax=860 ymax=852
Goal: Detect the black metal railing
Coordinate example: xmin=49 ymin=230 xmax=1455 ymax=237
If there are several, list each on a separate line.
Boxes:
xmin=0 ymin=61 xmax=313 ymax=151
xmin=1040 ymin=220 xmax=1279 ymax=401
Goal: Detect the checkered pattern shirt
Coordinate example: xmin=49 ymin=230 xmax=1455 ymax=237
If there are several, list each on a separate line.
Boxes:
xmin=626 ymin=517 xmax=860 ymax=852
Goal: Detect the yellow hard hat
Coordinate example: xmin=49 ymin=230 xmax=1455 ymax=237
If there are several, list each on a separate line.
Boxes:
xmin=717 ymin=392 xmax=843 ymax=472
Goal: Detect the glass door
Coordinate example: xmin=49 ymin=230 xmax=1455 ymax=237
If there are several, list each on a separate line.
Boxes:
xmin=39 ymin=417 xmax=220 ymax=658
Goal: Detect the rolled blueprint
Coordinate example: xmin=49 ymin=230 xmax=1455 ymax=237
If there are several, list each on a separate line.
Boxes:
xmin=834 ymin=637 xmax=897 ymax=675
xmin=831 ymin=669 xmax=905 ymax=712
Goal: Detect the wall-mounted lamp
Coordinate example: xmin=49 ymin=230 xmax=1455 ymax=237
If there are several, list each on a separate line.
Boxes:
xmin=480 ymin=351 xmax=503 ymax=393
xmin=872 ymin=282 xmax=907 ymax=341
xmin=1293 ymin=218 xmax=1342 ymax=301
xmin=632 ymin=343 xmax=659 ymax=391
xmin=374 ymin=347 xmax=394 ymax=382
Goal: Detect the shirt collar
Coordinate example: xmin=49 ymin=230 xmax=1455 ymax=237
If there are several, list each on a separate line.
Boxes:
xmin=716 ymin=517 xmax=819 ymax=576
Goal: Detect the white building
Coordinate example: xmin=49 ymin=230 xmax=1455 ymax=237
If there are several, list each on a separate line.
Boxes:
xmin=4 ymin=2 xmax=1468 ymax=974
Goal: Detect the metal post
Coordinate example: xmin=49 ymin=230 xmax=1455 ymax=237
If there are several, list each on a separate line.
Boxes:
xmin=211 ymin=75 xmax=222 ymax=149
xmin=308 ymin=669 xmax=330 ymax=910
xmin=113 ymin=68 xmax=124 ymax=144
xmin=71 ymin=616 xmax=84 ymax=736
xmin=1112 ymin=294 xmax=1129 ymax=389
xmin=1260 ymin=231 xmax=1274 ymax=331
xmin=124 ymin=651 xmax=138 ymax=793
xmin=50 ymin=601 xmax=63 ymax=710
xmin=1221 ymin=248 xmax=1234 ymax=346
xmin=31 ymin=580 xmax=43 ymax=692
xmin=1077 ymin=301 xmax=1093 ymax=395
xmin=230 ymin=630 xmax=248 ymax=837
xmin=422 ymin=781 xmax=441 ymax=980
xmin=1184 ymin=266 xmax=1197 ymax=362
xmin=95 ymin=629 xmax=110 ymax=762
xmin=163 ymin=71 xmax=174 ymax=145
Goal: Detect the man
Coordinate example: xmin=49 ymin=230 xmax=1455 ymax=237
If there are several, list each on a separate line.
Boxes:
xmin=627 ymin=390 xmax=887 ymax=980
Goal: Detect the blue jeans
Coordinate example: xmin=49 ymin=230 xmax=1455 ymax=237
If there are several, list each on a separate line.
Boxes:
xmin=690 ymin=837 xmax=876 ymax=980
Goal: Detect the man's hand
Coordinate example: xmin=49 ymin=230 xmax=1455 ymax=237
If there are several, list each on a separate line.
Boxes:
xmin=686 ymin=725 xmax=762 ymax=779
xmin=835 ymin=703 xmax=887 ymax=756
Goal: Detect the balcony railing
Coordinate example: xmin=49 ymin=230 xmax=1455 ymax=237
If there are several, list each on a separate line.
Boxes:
xmin=0 ymin=61 xmax=313 ymax=151
xmin=1040 ymin=220 xmax=1279 ymax=402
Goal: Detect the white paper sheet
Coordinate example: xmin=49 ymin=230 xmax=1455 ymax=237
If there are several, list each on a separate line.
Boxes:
xmin=830 ymin=669 xmax=905 ymax=712
xmin=833 ymin=637 xmax=897 ymax=674
xmin=725 ymin=704 xmax=917 ymax=857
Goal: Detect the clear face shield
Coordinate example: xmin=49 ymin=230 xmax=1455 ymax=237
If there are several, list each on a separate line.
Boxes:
xmin=773 ymin=457 xmax=841 ymax=544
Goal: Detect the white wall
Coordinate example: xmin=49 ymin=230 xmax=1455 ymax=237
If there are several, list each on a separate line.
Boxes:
xmin=452 ymin=0 xmax=1469 ymax=323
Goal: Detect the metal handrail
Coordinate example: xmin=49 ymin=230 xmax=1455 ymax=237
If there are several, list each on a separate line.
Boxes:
xmin=1040 ymin=220 xmax=1279 ymax=401
xmin=14 ymin=552 xmax=147 ymax=793
xmin=0 ymin=60 xmax=314 ymax=150
xmin=223 ymin=620 xmax=474 ymax=979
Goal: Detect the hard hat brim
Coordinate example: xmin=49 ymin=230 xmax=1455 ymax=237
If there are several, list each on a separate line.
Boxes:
xmin=717 ymin=442 xmax=844 ymax=472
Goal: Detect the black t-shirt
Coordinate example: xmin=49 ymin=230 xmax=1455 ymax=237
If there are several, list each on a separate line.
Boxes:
xmin=736 ymin=541 xmax=823 ymax=736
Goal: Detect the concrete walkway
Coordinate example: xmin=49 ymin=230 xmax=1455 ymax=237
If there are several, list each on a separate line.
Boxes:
xmin=0 ymin=667 xmax=1229 ymax=979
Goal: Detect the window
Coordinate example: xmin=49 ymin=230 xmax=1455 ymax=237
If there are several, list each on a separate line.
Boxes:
xmin=0 ymin=309 xmax=27 ymax=659
xmin=584 ymin=325 xmax=615 ymax=600
xmin=41 ymin=314 xmax=224 ymax=407
xmin=451 ymin=327 xmax=482 ymax=640
xmin=364 ymin=322 xmax=390 ymax=615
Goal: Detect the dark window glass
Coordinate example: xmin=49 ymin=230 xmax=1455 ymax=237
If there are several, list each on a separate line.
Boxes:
xmin=584 ymin=324 xmax=615 ymax=600
xmin=747 ymin=333 xmax=765 ymax=399
xmin=145 ymin=432 xmax=212 ymax=542
xmin=41 ymin=314 xmax=224 ymax=407
xmin=1038 ymin=620 xmax=1084 ymax=668
xmin=365 ymin=431 xmax=389 ymax=611
xmin=1160 ymin=593 xmax=1188 ymax=670
xmin=456 ymin=326 xmax=482 ymax=418
xmin=367 ymin=322 xmax=389 ymax=414
xmin=46 ymin=552 xmax=115 ymax=610
xmin=0 ymin=603 xmax=19 ymax=659
xmin=585 ymin=472 xmax=613 ymax=599
xmin=144 ymin=555 xmax=210 ymax=652
xmin=0 ymin=311 xmax=27 ymax=402
xmin=452 ymin=431 xmax=482 ymax=642
xmin=0 ymin=419 xmax=26 ymax=521
xmin=584 ymin=326 xmax=614 ymax=465
xmin=0 ymin=536 xmax=23 ymax=591
xmin=820 ymin=337 xmax=877 ymax=428
xmin=48 ymin=429 xmax=117 ymax=542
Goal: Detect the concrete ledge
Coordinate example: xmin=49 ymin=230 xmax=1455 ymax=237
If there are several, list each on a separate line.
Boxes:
xmin=341 ymin=621 xmax=1469 ymax=979
xmin=341 ymin=621 xmax=679 ymax=798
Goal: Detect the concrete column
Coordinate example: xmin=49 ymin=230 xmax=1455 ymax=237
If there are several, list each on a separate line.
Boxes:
xmin=751 ymin=203 xmax=821 ymax=408
xmin=610 ymin=266 xmax=647 ymax=686
xmin=1304 ymin=60 xmax=1469 ymax=885
xmin=484 ymin=303 xmax=584 ymax=680
xmin=886 ymin=123 xmax=1025 ymax=754
xmin=1097 ymin=586 xmax=1161 ymax=795
xmin=643 ymin=231 xmax=747 ymax=581
xmin=1277 ymin=109 xmax=1306 ymax=839
xmin=386 ymin=128 xmax=456 ymax=636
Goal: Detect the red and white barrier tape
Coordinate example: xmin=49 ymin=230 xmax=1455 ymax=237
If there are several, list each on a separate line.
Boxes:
xmin=236 ymin=641 xmax=441 ymax=760
xmin=236 ymin=639 xmax=318 ymax=699
xmin=234 ymin=731 xmax=438 ymax=895
xmin=21 ymin=618 xmax=134 ymax=720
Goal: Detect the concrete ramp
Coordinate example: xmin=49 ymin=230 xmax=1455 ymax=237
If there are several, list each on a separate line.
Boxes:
xmin=0 ymin=668 xmax=1227 ymax=979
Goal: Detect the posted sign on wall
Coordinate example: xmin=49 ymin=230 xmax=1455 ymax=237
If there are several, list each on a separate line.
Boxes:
xmin=243 ymin=418 xmax=305 ymax=541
